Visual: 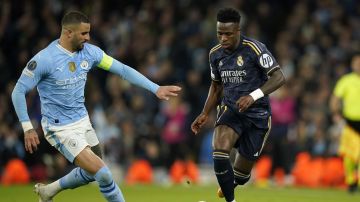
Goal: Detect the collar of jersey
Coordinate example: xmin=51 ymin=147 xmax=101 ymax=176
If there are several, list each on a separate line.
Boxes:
xmin=222 ymin=36 xmax=244 ymax=55
xmin=56 ymin=41 xmax=76 ymax=57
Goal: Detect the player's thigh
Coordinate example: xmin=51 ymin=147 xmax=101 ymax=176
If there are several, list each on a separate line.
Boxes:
xmin=233 ymin=152 xmax=255 ymax=174
xmin=91 ymin=144 xmax=102 ymax=158
xmin=43 ymin=128 xmax=91 ymax=163
xmin=213 ymin=125 xmax=239 ymax=152
xmin=74 ymin=146 xmax=105 ymax=175
xmin=85 ymin=128 xmax=102 ymax=158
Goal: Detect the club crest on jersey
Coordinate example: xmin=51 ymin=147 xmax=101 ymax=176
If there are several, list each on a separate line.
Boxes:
xmin=27 ymin=60 xmax=37 ymax=71
xmin=68 ymin=139 xmax=78 ymax=149
xmin=259 ymin=53 xmax=273 ymax=68
xmin=68 ymin=62 xmax=76 ymax=72
xmin=80 ymin=60 xmax=89 ymax=70
xmin=237 ymin=56 xmax=244 ymax=66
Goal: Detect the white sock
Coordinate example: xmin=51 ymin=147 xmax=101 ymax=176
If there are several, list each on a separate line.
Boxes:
xmin=46 ymin=180 xmax=62 ymax=197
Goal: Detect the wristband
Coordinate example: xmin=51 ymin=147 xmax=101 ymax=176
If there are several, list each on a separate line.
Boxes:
xmin=21 ymin=121 xmax=34 ymax=132
xmin=249 ymin=88 xmax=264 ymax=101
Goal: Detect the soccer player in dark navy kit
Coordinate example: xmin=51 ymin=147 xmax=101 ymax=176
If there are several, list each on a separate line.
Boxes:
xmin=191 ymin=8 xmax=285 ymax=202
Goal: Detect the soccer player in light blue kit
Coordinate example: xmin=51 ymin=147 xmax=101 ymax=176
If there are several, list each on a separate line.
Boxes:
xmin=11 ymin=11 xmax=181 ymax=202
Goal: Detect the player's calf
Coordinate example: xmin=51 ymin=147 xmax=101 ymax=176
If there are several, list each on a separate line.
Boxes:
xmin=213 ymin=150 xmax=235 ymax=202
xmin=218 ymin=169 xmax=250 ymax=199
xmin=94 ymin=166 xmax=125 ymax=202
xmin=233 ymin=169 xmax=251 ymax=186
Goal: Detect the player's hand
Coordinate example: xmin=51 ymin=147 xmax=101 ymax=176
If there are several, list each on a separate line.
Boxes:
xmin=156 ymin=86 xmax=182 ymax=100
xmin=236 ymin=95 xmax=255 ymax=112
xmin=191 ymin=113 xmax=208 ymax=135
xmin=24 ymin=129 xmax=40 ymax=154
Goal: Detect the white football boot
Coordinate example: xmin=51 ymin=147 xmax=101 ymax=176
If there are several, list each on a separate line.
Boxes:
xmin=34 ymin=183 xmax=53 ymax=202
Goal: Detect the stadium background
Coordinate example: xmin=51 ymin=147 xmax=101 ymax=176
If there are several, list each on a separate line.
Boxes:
xmin=0 ymin=0 xmax=359 ymax=189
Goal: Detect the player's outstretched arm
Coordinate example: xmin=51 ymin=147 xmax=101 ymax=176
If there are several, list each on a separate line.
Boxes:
xmin=155 ymin=86 xmax=181 ymax=100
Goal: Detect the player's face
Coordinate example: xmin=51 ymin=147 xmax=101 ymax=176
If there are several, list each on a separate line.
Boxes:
xmin=351 ymin=55 xmax=360 ymax=74
xmin=217 ymin=22 xmax=240 ymax=51
xmin=70 ymin=22 xmax=90 ymax=51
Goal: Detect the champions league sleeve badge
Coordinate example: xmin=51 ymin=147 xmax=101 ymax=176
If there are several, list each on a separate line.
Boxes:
xmin=27 ymin=60 xmax=37 ymax=71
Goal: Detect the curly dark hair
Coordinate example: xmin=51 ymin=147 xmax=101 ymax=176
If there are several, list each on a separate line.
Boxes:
xmin=217 ymin=8 xmax=241 ymax=23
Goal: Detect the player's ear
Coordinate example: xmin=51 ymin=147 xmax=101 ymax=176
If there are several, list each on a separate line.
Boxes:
xmin=62 ymin=26 xmax=73 ymax=38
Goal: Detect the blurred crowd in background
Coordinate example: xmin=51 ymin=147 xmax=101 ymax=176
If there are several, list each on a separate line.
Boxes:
xmin=0 ymin=0 xmax=359 ymax=186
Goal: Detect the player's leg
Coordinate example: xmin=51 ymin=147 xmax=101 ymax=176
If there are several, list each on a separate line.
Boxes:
xmin=217 ymin=153 xmax=254 ymax=199
xmin=213 ymin=125 xmax=239 ymax=202
xmin=37 ymin=144 xmax=102 ymax=194
xmin=34 ymin=144 xmax=104 ymax=202
xmin=344 ymin=156 xmax=357 ymax=193
xmin=74 ymin=147 xmax=125 ymax=201
xmin=233 ymin=153 xmax=254 ymax=187
xmin=218 ymin=116 xmax=271 ymax=199
xmin=338 ymin=125 xmax=360 ymax=193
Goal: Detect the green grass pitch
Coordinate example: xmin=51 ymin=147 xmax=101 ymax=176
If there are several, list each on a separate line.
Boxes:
xmin=1 ymin=184 xmax=359 ymax=202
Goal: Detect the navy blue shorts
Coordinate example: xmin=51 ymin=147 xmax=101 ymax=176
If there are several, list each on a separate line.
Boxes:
xmin=215 ymin=105 xmax=271 ymax=161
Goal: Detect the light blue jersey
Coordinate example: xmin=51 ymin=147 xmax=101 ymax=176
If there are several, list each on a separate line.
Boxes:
xmin=12 ymin=40 xmax=159 ymax=127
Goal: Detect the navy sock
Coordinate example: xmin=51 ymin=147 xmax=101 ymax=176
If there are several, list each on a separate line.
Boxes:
xmin=233 ymin=168 xmax=250 ymax=187
xmin=213 ymin=150 xmax=234 ymax=202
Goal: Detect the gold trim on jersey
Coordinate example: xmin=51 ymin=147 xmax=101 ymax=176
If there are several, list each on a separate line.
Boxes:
xmin=258 ymin=116 xmax=271 ymax=155
xmin=209 ymin=44 xmax=222 ymax=55
xmin=243 ymin=39 xmax=261 ymax=55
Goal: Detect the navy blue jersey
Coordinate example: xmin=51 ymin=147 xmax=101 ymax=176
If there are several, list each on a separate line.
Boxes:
xmin=209 ymin=35 xmax=280 ymax=118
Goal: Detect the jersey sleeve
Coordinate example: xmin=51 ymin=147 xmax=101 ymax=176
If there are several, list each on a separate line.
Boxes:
xmin=17 ymin=52 xmax=51 ymax=91
xmin=256 ymin=44 xmax=280 ymax=75
xmin=209 ymin=51 xmax=221 ymax=82
xmin=89 ymin=44 xmax=159 ymax=94
xmin=12 ymin=52 xmax=50 ymax=122
xmin=88 ymin=44 xmax=114 ymax=70
xmin=333 ymin=76 xmax=347 ymax=98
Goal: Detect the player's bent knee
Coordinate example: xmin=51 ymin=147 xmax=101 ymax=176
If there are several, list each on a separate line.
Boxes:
xmin=94 ymin=166 xmax=113 ymax=184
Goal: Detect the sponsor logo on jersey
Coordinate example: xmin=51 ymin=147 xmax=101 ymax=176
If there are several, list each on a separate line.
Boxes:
xmin=221 ymin=70 xmax=247 ymax=83
xmin=55 ymin=73 xmax=87 ymax=89
xmin=259 ymin=53 xmax=273 ymax=68
xmin=27 ymin=60 xmax=37 ymax=71
xmin=237 ymin=56 xmax=244 ymax=66
xmin=68 ymin=62 xmax=76 ymax=72
xmin=80 ymin=60 xmax=89 ymax=70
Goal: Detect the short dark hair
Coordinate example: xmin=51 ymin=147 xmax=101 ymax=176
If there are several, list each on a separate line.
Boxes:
xmin=61 ymin=11 xmax=89 ymax=26
xmin=217 ymin=8 xmax=241 ymax=23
